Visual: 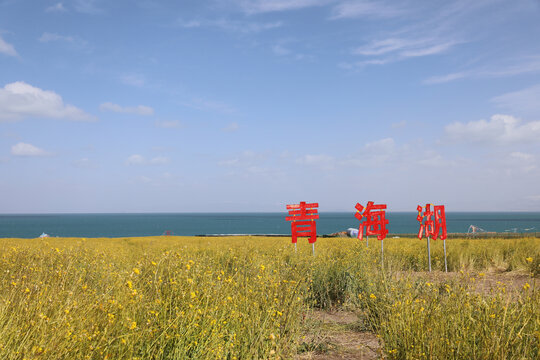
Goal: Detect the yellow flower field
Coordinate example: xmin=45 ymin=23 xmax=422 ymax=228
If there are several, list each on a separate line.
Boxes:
xmin=0 ymin=236 xmax=538 ymax=359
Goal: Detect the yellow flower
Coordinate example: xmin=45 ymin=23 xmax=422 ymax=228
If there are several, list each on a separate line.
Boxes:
xmin=190 ymin=291 xmax=196 ymax=299
xmin=370 ymin=294 xmax=377 ymax=299
xmin=126 ymin=281 xmax=133 ymax=289
xmin=526 ymin=257 xmax=533 ymax=263
xmin=133 ymin=268 xmax=140 ymax=275
xmin=523 ymin=283 xmax=531 ymax=290
xmin=129 ymin=321 xmax=137 ymax=330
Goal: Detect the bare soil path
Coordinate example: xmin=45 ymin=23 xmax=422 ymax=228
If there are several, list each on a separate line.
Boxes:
xmin=296 ymin=310 xmax=381 ymax=360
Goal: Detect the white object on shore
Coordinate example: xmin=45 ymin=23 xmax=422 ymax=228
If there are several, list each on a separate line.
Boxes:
xmin=39 ymin=232 xmax=49 ymax=238
xmin=346 ymin=228 xmax=359 ymax=238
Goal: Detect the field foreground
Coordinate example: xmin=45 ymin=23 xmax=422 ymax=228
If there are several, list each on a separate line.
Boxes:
xmin=0 ymin=236 xmax=538 ymax=359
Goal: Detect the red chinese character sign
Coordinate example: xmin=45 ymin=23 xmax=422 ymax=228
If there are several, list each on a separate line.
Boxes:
xmin=355 ymin=201 xmax=389 ymax=267
xmin=417 ymin=204 xmax=448 ymax=272
xmin=286 ymin=202 xmax=319 ymax=255
xmin=355 ymin=201 xmax=389 ymax=241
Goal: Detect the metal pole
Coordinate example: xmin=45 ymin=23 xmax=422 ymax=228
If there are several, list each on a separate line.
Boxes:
xmin=427 ymin=236 xmax=432 ymax=272
xmin=294 ymin=243 xmax=297 ymax=253
xmin=443 ymin=239 xmax=448 ymax=273
xmin=366 ymin=236 xmax=369 ymax=247
xmin=381 ymin=239 xmax=384 ymax=269
xmin=312 ymin=243 xmax=315 ymax=256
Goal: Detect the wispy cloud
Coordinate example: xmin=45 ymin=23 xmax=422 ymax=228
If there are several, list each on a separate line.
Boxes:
xmin=182 ymin=97 xmax=235 ymax=114
xmin=11 ymin=142 xmax=51 ymax=157
xmin=341 ymin=1 xmax=515 ymax=70
xmin=38 ymin=32 xmax=90 ymax=51
xmin=425 ymin=56 xmax=540 ymax=84
xmin=177 ymin=18 xmax=282 ymax=33
xmin=331 ymin=0 xmax=406 ymax=19
xmin=444 ymin=114 xmax=540 ymax=145
xmin=0 ymin=35 xmax=17 ymax=56
xmin=296 ymin=154 xmax=335 ymax=170
xmin=45 ymin=2 xmax=67 ymax=13
xmin=99 ymin=102 xmax=154 ymax=116
xmin=0 ymin=81 xmax=96 ymax=121
xmin=346 ymin=37 xmax=463 ymax=69
xmin=223 ymin=122 xmax=239 ymax=132
xmin=126 ymin=154 xmax=169 ymax=166
xmin=234 ymin=0 xmax=331 ymax=14
xmin=39 ymin=32 xmax=75 ymax=43
xmin=423 ymin=72 xmax=466 ymax=84
xmin=491 ymin=84 xmax=540 ymax=115
xmin=155 ymin=120 xmax=182 ymax=128
xmin=73 ymin=0 xmax=102 ymax=14
xmin=120 ymin=74 xmax=145 ymax=87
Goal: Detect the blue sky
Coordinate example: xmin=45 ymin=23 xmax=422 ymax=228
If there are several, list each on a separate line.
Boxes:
xmin=1 ymin=0 xmax=540 ymax=213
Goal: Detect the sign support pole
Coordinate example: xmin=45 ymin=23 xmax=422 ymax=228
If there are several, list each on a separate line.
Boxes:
xmin=427 ymin=236 xmax=432 ymax=272
xmin=381 ymin=239 xmax=384 ymax=269
xmin=443 ymin=239 xmax=448 ymax=272
xmin=312 ymin=243 xmax=315 ymax=256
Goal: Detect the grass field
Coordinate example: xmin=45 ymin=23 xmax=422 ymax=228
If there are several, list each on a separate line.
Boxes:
xmin=0 ymin=236 xmax=538 ymax=359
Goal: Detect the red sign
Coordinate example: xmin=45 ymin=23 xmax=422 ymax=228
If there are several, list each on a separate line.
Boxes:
xmin=417 ymin=204 xmax=447 ymax=240
xmin=354 ymin=201 xmax=389 ymax=240
xmin=285 ymin=201 xmax=319 ymax=244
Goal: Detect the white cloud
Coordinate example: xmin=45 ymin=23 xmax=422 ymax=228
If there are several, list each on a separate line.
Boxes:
xmin=425 ymin=56 xmax=540 ymax=84
xmin=235 ymin=0 xmax=330 ymax=14
xmin=182 ymin=97 xmax=235 ymax=114
xmin=99 ymin=102 xmax=154 ymax=116
xmin=178 ymin=18 xmax=282 ymax=33
xmin=11 ymin=142 xmax=50 ymax=157
xmin=296 ymin=154 xmax=335 ymax=170
xmin=126 ymin=155 xmax=169 ymax=166
xmin=331 ymin=1 xmax=405 ymax=19
xmin=39 ymin=32 xmax=75 ymax=43
xmin=391 ymin=120 xmax=406 ymax=129
xmin=272 ymin=44 xmax=291 ymax=56
xmin=126 ymin=154 xmax=145 ymax=165
xmin=120 ymin=74 xmax=145 ymax=87
xmin=353 ymin=37 xmax=460 ymax=64
xmin=423 ymin=72 xmax=466 ymax=84
xmin=444 ymin=114 xmax=540 ymax=144
xmin=73 ymin=0 xmax=101 ymax=14
xmin=149 ymin=156 xmax=169 ymax=165
xmin=510 ymin=151 xmax=534 ymax=161
xmin=0 ymin=35 xmax=17 ymax=57
xmin=155 ymin=120 xmax=181 ymax=128
xmin=218 ymin=150 xmax=268 ymax=169
xmin=364 ymin=137 xmax=395 ymax=152
xmin=223 ymin=122 xmax=239 ymax=132
xmin=0 ymin=81 xmax=96 ymax=121
xmin=491 ymin=84 xmax=540 ymax=115
xmin=45 ymin=3 xmax=67 ymax=13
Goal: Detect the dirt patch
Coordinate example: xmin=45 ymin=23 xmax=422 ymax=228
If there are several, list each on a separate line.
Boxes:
xmin=394 ymin=270 xmax=535 ymax=295
xmin=297 ymin=310 xmax=380 ymax=360
xmin=309 ymin=310 xmax=358 ymax=325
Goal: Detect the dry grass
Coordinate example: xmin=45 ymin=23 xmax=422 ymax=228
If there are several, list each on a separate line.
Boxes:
xmin=0 ymin=236 xmax=538 ymax=359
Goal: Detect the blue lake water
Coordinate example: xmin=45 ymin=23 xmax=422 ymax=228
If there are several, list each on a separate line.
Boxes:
xmin=1 ymin=212 xmax=539 ymax=238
